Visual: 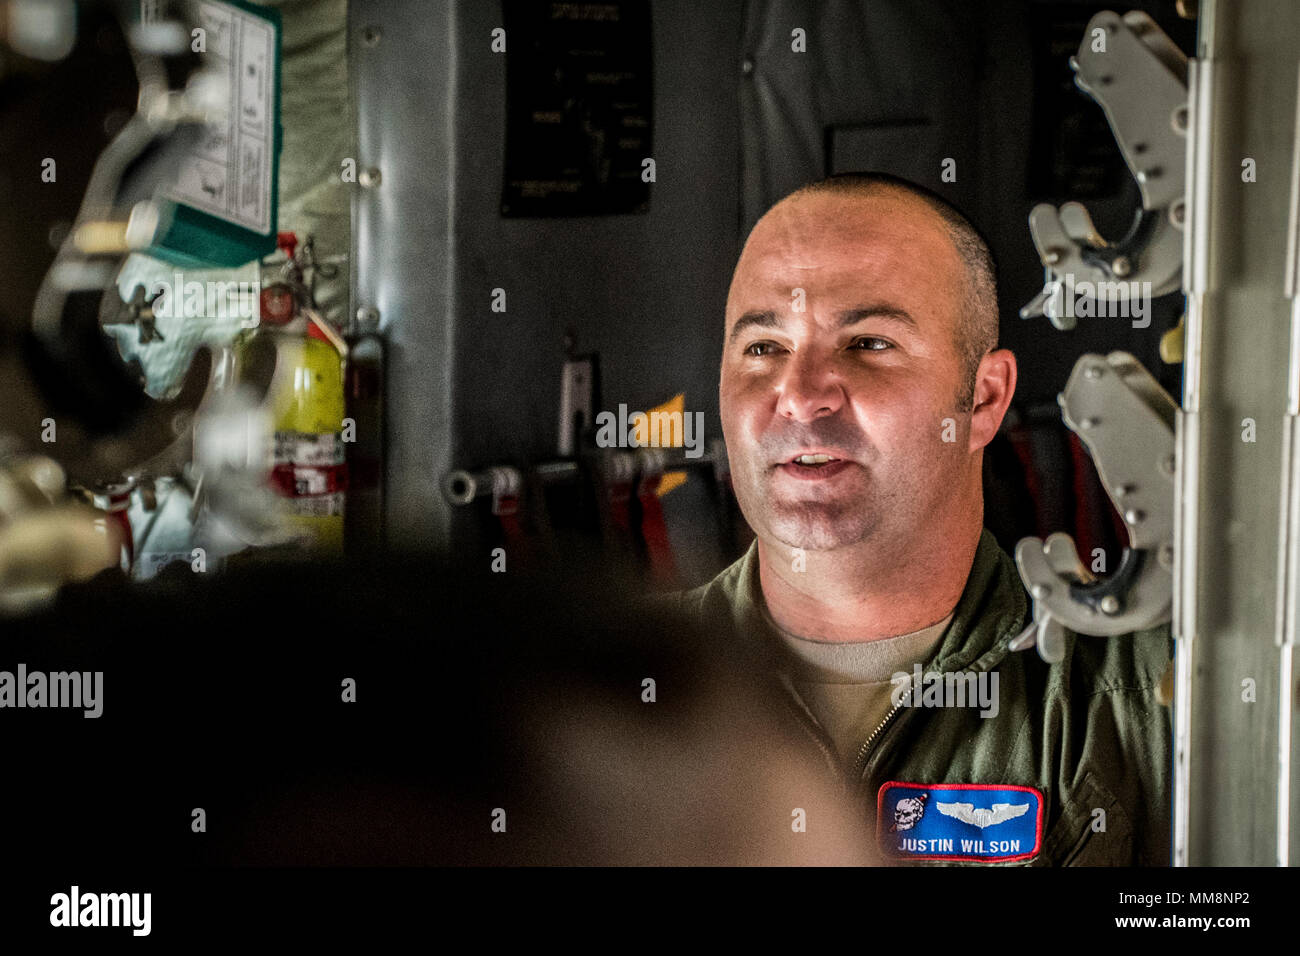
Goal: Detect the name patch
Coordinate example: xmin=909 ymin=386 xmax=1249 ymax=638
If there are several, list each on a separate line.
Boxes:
xmin=877 ymin=781 xmax=1044 ymax=863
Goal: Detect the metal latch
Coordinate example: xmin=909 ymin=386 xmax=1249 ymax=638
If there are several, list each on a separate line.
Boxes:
xmin=1011 ymin=352 xmax=1177 ymax=660
xmin=1020 ymin=10 xmax=1189 ymax=329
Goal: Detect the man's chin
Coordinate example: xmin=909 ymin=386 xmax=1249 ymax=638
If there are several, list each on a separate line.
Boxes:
xmin=764 ymin=508 xmax=875 ymax=552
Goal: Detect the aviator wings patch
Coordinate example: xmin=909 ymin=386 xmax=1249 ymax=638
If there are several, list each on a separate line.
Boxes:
xmin=935 ymin=801 xmax=1030 ymax=829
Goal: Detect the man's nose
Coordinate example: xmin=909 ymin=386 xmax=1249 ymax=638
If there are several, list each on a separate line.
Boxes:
xmin=774 ymin=349 xmax=845 ymax=421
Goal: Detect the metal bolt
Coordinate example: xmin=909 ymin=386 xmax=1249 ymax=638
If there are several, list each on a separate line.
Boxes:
xmin=1170 ymin=201 xmax=1186 ymax=227
xmin=359 ymin=167 xmax=382 ymax=188
xmin=1079 ymin=417 xmax=1100 ymax=430
xmin=1045 ymin=248 xmax=1064 ymax=266
xmin=1100 ymin=595 xmax=1120 ymax=615
xmin=1172 ymin=104 xmax=1190 ymax=133
xmin=1031 ymin=584 xmax=1052 ymax=600
xmin=362 ymin=25 xmax=381 ymax=46
xmin=1111 ymin=255 xmax=1132 ymax=277
xmin=355 ymin=306 xmax=381 ymax=331
xmin=1125 ymin=508 xmax=1146 ymax=525
xmin=1084 ymin=364 xmax=1105 ymax=380
xmin=1114 ymin=483 xmax=1135 ymax=497
xmin=741 ymin=57 xmax=755 ymax=75
xmin=1158 ymin=544 xmax=1175 ymax=569
xmin=1161 ymin=454 xmax=1176 ymax=475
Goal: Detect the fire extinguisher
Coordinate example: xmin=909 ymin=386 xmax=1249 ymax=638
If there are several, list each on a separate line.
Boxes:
xmin=241 ymin=232 xmax=348 ymax=553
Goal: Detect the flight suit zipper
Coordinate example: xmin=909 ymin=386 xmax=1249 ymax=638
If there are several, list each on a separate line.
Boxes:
xmin=851 ymin=667 xmax=920 ymax=785
xmin=853 ymin=697 xmax=906 ymax=779
xmin=777 ymin=669 xmax=915 ymax=797
xmin=852 ymin=654 xmax=1017 ymax=824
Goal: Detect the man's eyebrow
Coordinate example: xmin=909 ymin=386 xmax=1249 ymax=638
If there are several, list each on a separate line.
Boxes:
xmin=837 ymin=305 xmax=919 ymax=331
xmin=727 ymin=309 xmax=780 ymax=344
xmin=727 ymin=305 xmax=919 ymax=345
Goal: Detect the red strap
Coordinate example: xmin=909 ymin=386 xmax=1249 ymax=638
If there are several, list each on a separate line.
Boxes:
xmin=1006 ymin=423 xmax=1047 ymax=538
xmin=492 ymin=491 xmax=530 ymax=566
xmin=637 ymin=473 xmax=677 ymax=586
xmin=1067 ymin=432 xmax=1122 ymax=572
xmin=606 ymin=478 xmax=633 ymax=538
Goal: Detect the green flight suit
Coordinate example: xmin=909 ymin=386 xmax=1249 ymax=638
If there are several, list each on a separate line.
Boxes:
xmin=663 ymin=528 xmax=1174 ymax=866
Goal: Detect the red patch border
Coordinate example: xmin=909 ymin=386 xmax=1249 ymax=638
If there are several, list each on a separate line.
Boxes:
xmin=877 ymin=780 xmax=1045 ymax=863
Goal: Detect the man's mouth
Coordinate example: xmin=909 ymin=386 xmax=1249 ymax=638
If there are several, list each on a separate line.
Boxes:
xmin=790 ymin=453 xmax=840 ymax=467
xmin=776 ymin=452 xmax=855 ymax=481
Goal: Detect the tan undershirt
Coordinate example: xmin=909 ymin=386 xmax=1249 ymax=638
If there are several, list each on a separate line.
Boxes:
xmin=762 ymin=607 xmax=955 ymax=767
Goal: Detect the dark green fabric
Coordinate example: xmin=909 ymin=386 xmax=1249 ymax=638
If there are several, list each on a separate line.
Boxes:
xmin=663 ymin=528 xmax=1173 ymax=866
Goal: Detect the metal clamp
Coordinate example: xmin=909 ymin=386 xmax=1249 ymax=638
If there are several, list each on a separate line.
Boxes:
xmin=1011 ymin=352 xmax=1177 ymax=660
xmin=441 ymin=466 xmax=523 ymax=516
xmin=1020 ymin=10 xmax=1189 ymax=329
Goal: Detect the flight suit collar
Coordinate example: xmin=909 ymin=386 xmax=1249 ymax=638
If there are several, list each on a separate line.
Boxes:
xmin=728 ymin=528 xmax=1028 ymax=674
xmin=926 ymin=528 xmax=1029 ymax=675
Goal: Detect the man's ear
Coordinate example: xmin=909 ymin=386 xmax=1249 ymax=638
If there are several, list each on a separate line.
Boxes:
xmin=968 ymin=349 xmax=1017 ymax=452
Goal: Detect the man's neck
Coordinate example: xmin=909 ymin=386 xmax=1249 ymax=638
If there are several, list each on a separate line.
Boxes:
xmin=756 ymin=513 xmax=982 ymax=643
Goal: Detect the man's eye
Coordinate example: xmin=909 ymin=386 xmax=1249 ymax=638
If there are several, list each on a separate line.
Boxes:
xmin=744 ymin=341 xmax=781 ymax=357
xmin=849 ymin=337 xmax=892 ymax=351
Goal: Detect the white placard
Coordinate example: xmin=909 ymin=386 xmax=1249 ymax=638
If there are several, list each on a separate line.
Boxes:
xmin=164 ymin=1 xmax=275 ymax=234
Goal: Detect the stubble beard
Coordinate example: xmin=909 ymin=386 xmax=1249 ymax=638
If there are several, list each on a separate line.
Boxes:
xmin=747 ymin=461 xmax=894 ymax=553
xmin=767 ymin=497 xmax=878 ymax=552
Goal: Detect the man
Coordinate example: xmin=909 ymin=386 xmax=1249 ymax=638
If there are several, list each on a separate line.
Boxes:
xmin=667 ymin=172 xmax=1172 ymax=866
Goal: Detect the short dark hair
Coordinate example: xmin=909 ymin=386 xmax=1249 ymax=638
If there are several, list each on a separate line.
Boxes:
xmin=787 ymin=172 xmax=1000 ymax=411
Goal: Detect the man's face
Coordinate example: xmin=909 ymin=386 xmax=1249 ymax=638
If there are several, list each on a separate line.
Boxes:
xmin=720 ymin=189 xmax=973 ymax=553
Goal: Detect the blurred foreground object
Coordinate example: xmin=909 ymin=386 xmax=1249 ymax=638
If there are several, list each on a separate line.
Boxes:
xmin=0 ymin=448 xmax=120 ymax=612
xmin=2 ymin=549 xmax=877 ymax=866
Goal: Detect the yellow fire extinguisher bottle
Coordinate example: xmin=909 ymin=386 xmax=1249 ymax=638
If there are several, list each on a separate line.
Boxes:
xmin=266 ymin=318 xmax=347 ymax=553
